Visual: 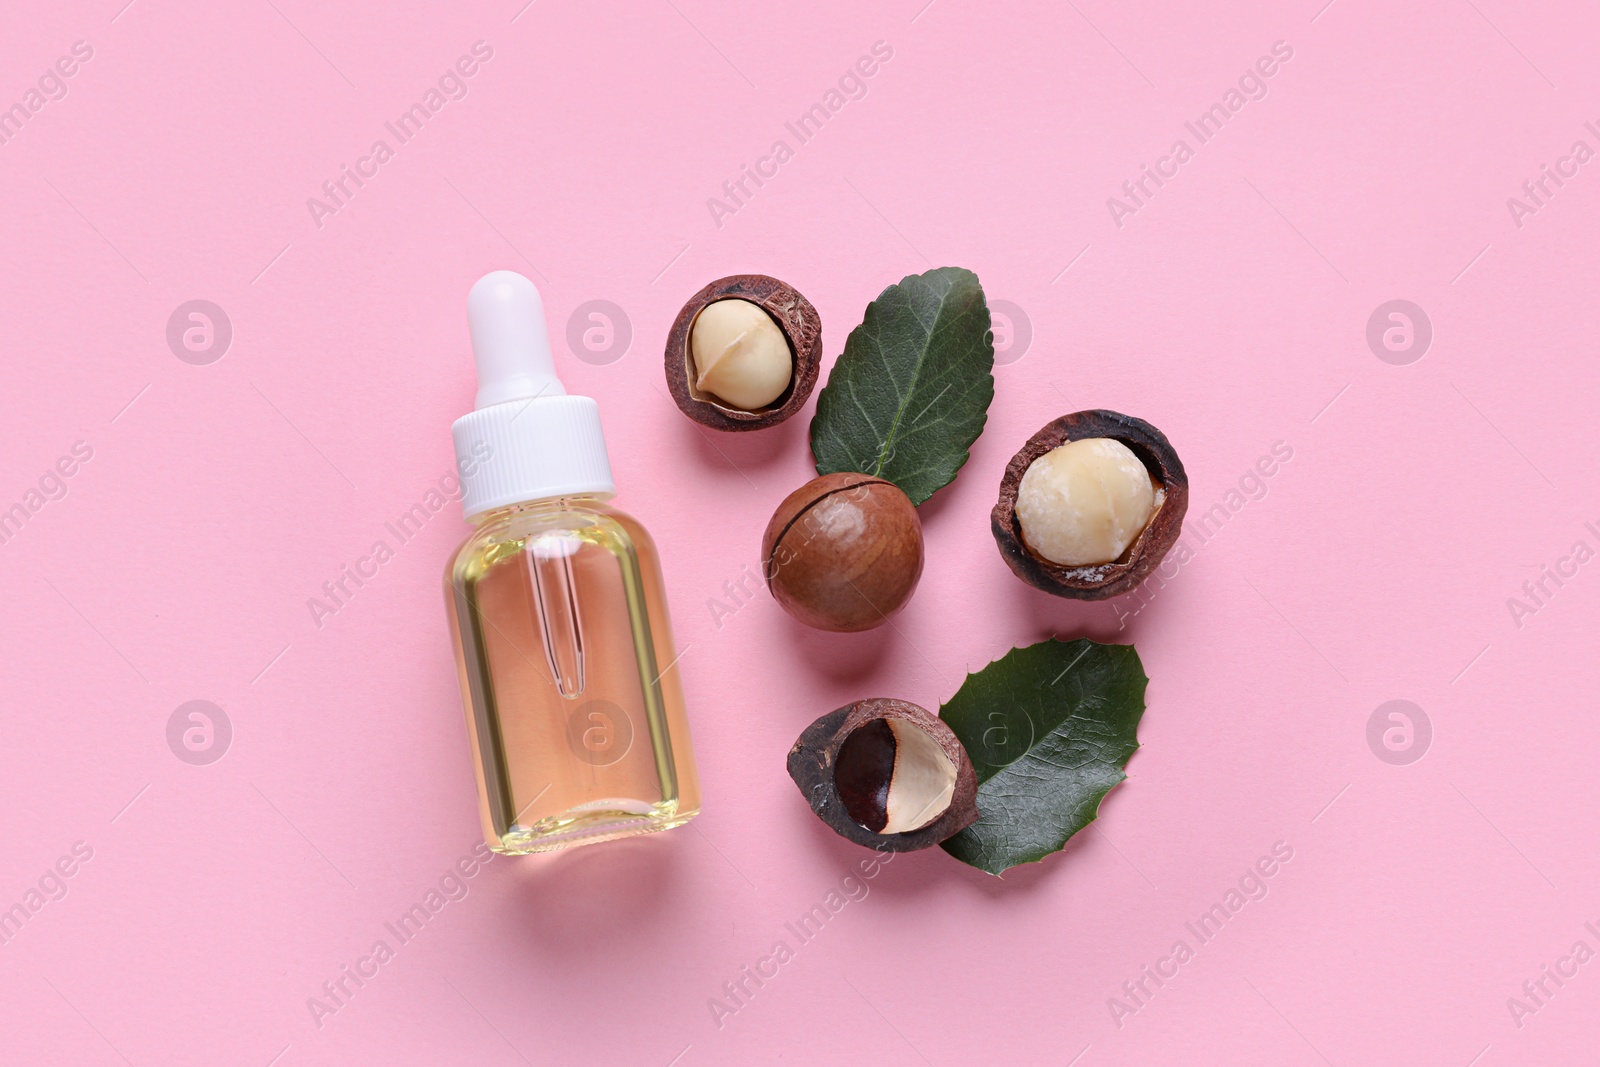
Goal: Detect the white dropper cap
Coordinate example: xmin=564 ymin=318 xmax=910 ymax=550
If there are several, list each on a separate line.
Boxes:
xmin=467 ymin=270 xmax=565 ymax=408
xmin=451 ymin=271 xmax=615 ymax=520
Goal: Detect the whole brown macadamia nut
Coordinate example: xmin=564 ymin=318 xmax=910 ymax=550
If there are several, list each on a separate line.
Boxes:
xmin=761 ymin=474 xmax=924 ymax=632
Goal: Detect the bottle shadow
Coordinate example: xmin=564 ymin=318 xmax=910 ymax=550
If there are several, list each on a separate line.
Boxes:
xmin=488 ymin=831 xmax=684 ymax=951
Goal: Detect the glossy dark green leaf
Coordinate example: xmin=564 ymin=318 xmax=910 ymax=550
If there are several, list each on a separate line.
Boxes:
xmin=810 ymin=267 xmax=994 ymax=505
xmin=939 ymin=639 xmax=1147 ymax=875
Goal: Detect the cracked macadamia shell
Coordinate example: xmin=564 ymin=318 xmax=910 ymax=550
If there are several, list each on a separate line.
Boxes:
xmin=992 ymin=410 xmax=1188 ymax=600
xmin=664 ymin=274 xmax=821 ymax=431
xmin=787 ymin=698 xmax=979 ymax=852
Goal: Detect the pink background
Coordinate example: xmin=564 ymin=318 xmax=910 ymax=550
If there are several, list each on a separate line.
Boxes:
xmin=2 ymin=0 xmax=1597 ymax=1063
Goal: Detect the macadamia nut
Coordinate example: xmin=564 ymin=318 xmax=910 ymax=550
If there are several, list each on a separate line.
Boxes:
xmin=761 ymin=474 xmax=924 ymax=632
xmin=690 ymin=299 xmax=792 ymax=410
xmin=788 ymin=697 xmax=979 ymax=852
xmin=1015 ymin=438 xmax=1164 ymax=566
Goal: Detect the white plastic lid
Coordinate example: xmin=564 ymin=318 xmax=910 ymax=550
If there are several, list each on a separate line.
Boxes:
xmin=452 ymin=271 xmax=615 ymax=519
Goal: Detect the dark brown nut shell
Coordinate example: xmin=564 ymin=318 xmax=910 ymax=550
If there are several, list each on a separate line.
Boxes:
xmin=787 ymin=698 xmax=979 ymax=852
xmin=761 ymin=473 xmax=924 ymax=632
xmin=991 ymin=410 xmax=1188 ymax=600
xmin=664 ymin=274 xmax=822 ymax=431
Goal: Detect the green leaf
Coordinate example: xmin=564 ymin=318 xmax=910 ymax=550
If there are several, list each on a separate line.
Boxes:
xmin=938 ymin=639 xmax=1147 ymax=876
xmin=810 ymin=266 xmax=995 ymax=506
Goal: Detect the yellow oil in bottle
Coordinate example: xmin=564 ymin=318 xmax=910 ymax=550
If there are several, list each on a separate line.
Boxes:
xmin=445 ymin=497 xmax=700 ymax=854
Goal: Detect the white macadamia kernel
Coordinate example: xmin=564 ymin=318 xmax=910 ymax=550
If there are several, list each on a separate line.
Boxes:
xmin=1015 ymin=437 xmax=1163 ymax=567
xmin=882 ymin=718 xmax=956 ymax=834
xmin=690 ymin=298 xmax=792 ymax=410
